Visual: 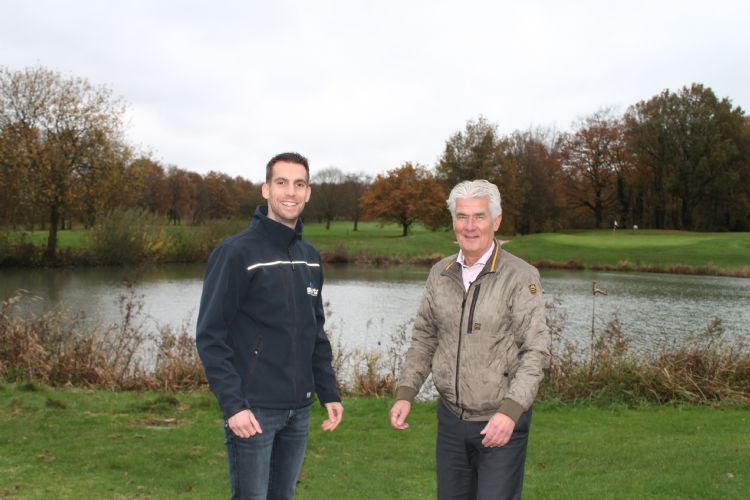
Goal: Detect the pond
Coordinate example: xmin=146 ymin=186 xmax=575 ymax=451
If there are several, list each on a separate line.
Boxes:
xmin=2 ymin=263 xmax=748 ymax=352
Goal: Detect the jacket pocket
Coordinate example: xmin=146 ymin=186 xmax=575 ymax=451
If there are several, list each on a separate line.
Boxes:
xmin=244 ymin=336 xmax=264 ymax=386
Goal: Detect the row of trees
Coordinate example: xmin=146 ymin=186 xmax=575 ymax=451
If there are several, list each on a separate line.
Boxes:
xmin=363 ymin=84 xmax=750 ymax=235
xmin=0 ymin=66 xmax=271 ymax=258
xmin=2 ymin=66 xmax=750 ymax=262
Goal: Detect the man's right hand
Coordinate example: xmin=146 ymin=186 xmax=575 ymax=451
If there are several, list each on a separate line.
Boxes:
xmin=227 ymin=409 xmax=263 ymax=438
xmin=389 ymin=400 xmax=411 ymax=430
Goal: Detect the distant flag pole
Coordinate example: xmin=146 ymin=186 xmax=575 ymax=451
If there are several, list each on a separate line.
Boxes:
xmin=590 ymin=280 xmax=608 ymax=371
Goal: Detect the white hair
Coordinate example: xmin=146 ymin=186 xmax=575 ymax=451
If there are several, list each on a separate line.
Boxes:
xmin=446 ymin=180 xmax=502 ymax=218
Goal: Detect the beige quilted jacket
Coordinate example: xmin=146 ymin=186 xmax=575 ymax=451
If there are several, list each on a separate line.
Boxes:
xmin=395 ymin=241 xmax=550 ymax=422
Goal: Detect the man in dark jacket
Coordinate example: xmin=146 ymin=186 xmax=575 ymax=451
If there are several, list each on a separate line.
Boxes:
xmin=197 ymin=152 xmax=343 ymax=500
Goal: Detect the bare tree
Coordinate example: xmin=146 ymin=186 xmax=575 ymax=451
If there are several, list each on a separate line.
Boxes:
xmin=311 ymin=166 xmax=345 ymax=230
xmin=343 ymin=171 xmax=371 ymax=231
xmin=561 ymin=109 xmax=626 ymax=228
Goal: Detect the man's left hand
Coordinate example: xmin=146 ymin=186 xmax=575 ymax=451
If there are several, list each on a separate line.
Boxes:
xmin=321 ymin=402 xmax=344 ymax=431
xmin=479 ymin=412 xmax=515 ymax=448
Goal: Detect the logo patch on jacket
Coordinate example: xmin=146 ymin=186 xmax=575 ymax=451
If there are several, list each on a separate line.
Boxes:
xmin=307 ymin=282 xmax=319 ymax=297
xmin=528 ymin=283 xmax=537 ymax=295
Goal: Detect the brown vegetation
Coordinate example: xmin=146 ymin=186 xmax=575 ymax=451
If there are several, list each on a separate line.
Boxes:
xmin=0 ymin=284 xmax=205 ymax=391
xmin=1 ymin=289 xmax=748 ymax=406
xmin=535 ymin=259 xmax=750 ymax=279
xmin=541 ymin=303 xmax=750 ymax=405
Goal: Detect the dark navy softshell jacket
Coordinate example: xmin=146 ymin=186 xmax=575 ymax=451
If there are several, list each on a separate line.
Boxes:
xmin=196 ymin=206 xmax=340 ymax=419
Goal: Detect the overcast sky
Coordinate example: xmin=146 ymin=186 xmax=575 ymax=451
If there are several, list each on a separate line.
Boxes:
xmin=3 ymin=0 xmax=749 ymax=182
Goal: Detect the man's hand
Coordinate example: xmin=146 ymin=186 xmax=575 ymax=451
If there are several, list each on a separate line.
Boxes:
xmin=480 ymin=412 xmax=515 ymax=447
xmin=389 ymin=400 xmax=412 ymax=430
xmin=227 ymin=409 xmax=262 ymax=438
xmin=322 ymin=402 xmax=344 ymax=431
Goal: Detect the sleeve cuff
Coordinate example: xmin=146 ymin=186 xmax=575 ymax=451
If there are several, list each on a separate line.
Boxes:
xmin=317 ymin=388 xmax=342 ymax=406
xmin=497 ymin=398 xmax=525 ymax=423
xmin=225 ymin=405 xmax=249 ymax=420
xmin=395 ymin=386 xmax=418 ymax=402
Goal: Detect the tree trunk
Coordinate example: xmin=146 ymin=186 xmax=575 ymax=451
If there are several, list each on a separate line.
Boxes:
xmin=46 ymin=204 xmax=59 ymax=261
xmin=594 ymin=199 xmax=604 ymax=228
xmin=653 ymin=174 xmax=665 ymax=229
xmin=681 ymin=197 xmax=692 ymax=230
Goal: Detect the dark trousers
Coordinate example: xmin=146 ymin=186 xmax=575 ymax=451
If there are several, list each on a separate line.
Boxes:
xmin=436 ymin=400 xmax=532 ymax=500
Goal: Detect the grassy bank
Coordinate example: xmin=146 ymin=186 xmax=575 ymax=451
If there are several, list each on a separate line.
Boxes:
xmin=504 ymin=230 xmax=750 ymax=276
xmin=1 ymin=385 xmax=747 ymax=499
xmin=3 ymin=221 xmax=749 ymax=276
xmin=305 ymin=222 xmax=455 ymax=263
xmin=309 ymin=224 xmax=750 ymax=276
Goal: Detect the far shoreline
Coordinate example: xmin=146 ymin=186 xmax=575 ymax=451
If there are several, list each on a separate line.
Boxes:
xmin=317 ymin=251 xmax=750 ymax=279
xmin=2 ymin=225 xmax=749 ymax=278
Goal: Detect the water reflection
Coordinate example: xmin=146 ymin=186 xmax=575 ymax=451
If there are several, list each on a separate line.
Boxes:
xmin=1 ymin=264 xmax=748 ymax=352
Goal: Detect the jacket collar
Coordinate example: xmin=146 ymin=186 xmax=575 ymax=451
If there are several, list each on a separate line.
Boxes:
xmin=442 ymin=240 xmax=502 ymax=282
xmin=252 ymin=206 xmax=303 ymax=248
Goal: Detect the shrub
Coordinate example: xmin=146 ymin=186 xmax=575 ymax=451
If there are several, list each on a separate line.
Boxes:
xmin=0 ymin=284 xmax=204 ymax=391
xmin=0 ymin=232 xmax=46 ymax=267
xmin=539 ymin=304 xmax=750 ymax=405
xmin=152 ymin=320 xmax=207 ymax=391
xmin=87 ymin=208 xmax=160 ymax=265
xmin=158 ymin=219 xmax=247 ymax=263
xmin=0 ymin=231 xmax=9 ymax=263
xmin=160 ymin=226 xmax=205 ymax=262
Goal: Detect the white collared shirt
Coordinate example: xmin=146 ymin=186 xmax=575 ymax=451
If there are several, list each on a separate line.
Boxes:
xmin=456 ymin=243 xmax=496 ymax=291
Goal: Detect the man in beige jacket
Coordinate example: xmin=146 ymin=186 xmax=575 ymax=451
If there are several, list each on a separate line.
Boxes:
xmin=389 ymin=180 xmax=550 ymax=499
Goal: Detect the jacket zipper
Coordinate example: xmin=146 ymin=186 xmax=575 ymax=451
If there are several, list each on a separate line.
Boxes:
xmin=455 ymin=278 xmax=482 ymax=418
xmin=288 ymin=245 xmax=299 ymax=404
xmin=466 ymin=285 xmax=481 ymax=333
xmin=455 ymin=285 xmax=470 ymax=417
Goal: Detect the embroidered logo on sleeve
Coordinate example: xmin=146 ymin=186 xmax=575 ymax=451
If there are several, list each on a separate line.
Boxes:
xmin=306 ymin=282 xmax=319 ymax=297
xmin=528 ymin=283 xmax=537 ymax=295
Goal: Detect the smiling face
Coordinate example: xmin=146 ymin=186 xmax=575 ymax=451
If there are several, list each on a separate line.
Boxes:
xmin=261 ymin=160 xmax=311 ymax=228
xmin=452 ymin=196 xmax=502 ymax=266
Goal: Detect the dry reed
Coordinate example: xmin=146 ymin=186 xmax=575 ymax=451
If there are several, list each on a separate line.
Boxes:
xmin=2 ymin=287 xmax=747 ymax=405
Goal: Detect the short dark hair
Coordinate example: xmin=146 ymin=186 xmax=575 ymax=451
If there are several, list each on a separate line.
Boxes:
xmin=266 ymin=152 xmax=309 ymax=182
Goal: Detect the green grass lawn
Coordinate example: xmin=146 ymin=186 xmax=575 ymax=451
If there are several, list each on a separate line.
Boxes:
xmin=304 ymin=221 xmax=457 ymax=261
xmin=5 ymin=224 xmax=750 ymax=273
xmin=7 ymin=229 xmax=90 ymax=248
xmin=503 ymin=229 xmax=750 ymax=270
xmin=1 ymin=384 xmax=748 ymax=499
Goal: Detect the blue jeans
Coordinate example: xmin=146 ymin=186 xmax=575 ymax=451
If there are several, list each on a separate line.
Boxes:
xmin=224 ymin=405 xmax=312 ymax=500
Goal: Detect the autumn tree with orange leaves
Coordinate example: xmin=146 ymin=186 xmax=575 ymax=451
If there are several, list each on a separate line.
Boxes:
xmin=360 ymin=163 xmax=447 ymax=236
xmin=0 ymin=66 xmax=128 ymax=259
